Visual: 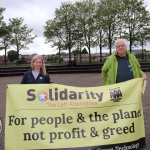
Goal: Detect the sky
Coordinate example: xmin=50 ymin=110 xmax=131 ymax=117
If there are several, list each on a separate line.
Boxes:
xmin=0 ymin=0 xmax=150 ymax=56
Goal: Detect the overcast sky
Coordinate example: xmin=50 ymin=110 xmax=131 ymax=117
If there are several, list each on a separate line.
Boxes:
xmin=0 ymin=0 xmax=150 ymax=56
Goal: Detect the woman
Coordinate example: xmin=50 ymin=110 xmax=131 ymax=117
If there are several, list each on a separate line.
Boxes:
xmin=21 ymin=55 xmax=50 ymax=84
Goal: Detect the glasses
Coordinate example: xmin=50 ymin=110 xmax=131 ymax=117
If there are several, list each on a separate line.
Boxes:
xmin=116 ymin=44 xmax=125 ymax=48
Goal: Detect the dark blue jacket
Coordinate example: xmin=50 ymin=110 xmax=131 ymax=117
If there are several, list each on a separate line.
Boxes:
xmin=21 ymin=69 xmax=50 ymax=84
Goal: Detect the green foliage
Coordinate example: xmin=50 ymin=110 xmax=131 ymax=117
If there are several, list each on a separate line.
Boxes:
xmin=135 ymin=52 xmax=147 ymax=59
xmin=117 ymin=0 xmax=150 ymax=52
xmin=0 ymin=8 xmax=10 ymax=49
xmin=21 ymin=56 xmax=25 ymax=61
xmin=135 ymin=53 xmax=143 ymax=58
xmin=97 ymin=0 xmax=119 ymax=54
xmin=92 ymin=55 xmax=96 ymax=61
xmin=0 ymin=8 xmax=11 ymax=65
xmin=44 ymin=2 xmax=77 ymax=61
xmin=1 ymin=1 xmax=150 ymax=65
xmin=147 ymin=53 xmax=150 ymax=59
xmin=56 ymin=52 xmax=68 ymax=56
xmin=72 ymin=49 xmax=80 ymax=55
xmin=8 ymin=50 xmax=18 ymax=62
xmin=74 ymin=0 xmax=96 ymax=62
xmin=43 ymin=0 xmax=150 ymax=62
xmin=8 ymin=17 xmax=37 ymax=63
xmin=82 ymin=48 xmax=88 ymax=54
xmin=0 ymin=46 xmax=5 ymax=50
xmin=0 ymin=25 xmax=9 ymax=37
xmin=0 ymin=22 xmax=12 ymax=54
xmin=0 ymin=7 xmax=5 ymax=23
xmin=51 ymin=55 xmax=58 ymax=62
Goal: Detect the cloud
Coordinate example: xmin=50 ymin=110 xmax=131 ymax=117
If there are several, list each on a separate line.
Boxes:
xmin=21 ymin=37 xmax=58 ymax=55
xmin=0 ymin=0 xmax=80 ymax=55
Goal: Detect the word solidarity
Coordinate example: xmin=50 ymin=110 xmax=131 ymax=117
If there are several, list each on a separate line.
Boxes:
xmin=27 ymin=88 xmax=104 ymax=102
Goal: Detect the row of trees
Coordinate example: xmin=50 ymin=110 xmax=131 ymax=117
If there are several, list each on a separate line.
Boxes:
xmin=0 ymin=8 xmax=36 ymax=65
xmin=44 ymin=0 xmax=150 ymax=62
xmin=1 ymin=0 xmax=150 ymax=65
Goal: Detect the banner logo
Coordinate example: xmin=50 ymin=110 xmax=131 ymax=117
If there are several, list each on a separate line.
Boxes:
xmin=109 ymin=87 xmax=122 ymax=102
xmin=37 ymin=91 xmax=48 ymax=102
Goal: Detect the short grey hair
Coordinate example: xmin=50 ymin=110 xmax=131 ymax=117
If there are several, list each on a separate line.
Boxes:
xmin=115 ymin=39 xmax=128 ymax=48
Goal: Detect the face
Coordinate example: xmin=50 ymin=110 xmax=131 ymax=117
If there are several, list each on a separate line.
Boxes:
xmin=33 ymin=58 xmax=42 ymax=70
xmin=116 ymin=41 xmax=126 ymax=57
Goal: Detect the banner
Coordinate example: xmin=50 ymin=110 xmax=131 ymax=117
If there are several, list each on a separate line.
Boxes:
xmin=5 ymin=78 xmax=146 ymax=150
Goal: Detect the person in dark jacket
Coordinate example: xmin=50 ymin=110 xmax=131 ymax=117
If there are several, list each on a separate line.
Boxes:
xmin=21 ymin=55 xmax=50 ymax=84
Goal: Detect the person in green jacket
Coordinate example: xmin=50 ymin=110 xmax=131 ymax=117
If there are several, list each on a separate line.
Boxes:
xmin=102 ymin=39 xmax=147 ymax=85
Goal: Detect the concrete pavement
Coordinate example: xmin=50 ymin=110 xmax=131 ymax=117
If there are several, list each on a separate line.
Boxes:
xmin=0 ymin=73 xmax=150 ymax=150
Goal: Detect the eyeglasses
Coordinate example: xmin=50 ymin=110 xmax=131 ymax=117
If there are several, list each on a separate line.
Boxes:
xmin=116 ymin=44 xmax=125 ymax=48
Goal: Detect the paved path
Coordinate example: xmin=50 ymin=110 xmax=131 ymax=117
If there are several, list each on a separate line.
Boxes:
xmin=0 ymin=73 xmax=150 ymax=150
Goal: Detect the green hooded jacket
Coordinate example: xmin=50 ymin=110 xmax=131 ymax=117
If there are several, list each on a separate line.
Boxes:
xmin=102 ymin=50 xmax=145 ymax=85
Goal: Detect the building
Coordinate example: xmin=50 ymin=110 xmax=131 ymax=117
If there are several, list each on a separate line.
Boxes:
xmin=75 ymin=53 xmax=109 ymax=62
xmin=131 ymin=49 xmax=143 ymax=55
xmin=0 ymin=56 xmax=4 ymax=62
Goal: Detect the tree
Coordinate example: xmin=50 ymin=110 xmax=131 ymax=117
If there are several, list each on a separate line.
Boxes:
xmin=7 ymin=50 xmax=17 ymax=62
xmin=0 ymin=8 xmax=6 ymax=48
xmin=44 ymin=2 xmax=78 ymax=62
xmin=0 ymin=8 xmax=12 ymax=66
xmin=136 ymin=25 xmax=150 ymax=61
xmin=72 ymin=49 xmax=80 ymax=56
xmin=44 ymin=0 xmax=150 ymax=63
xmin=57 ymin=52 xmax=68 ymax=56
xmin=120 ymin=0 xmax=150 ymax=52
xmin=135 ymin=51 xmax=147 ymax=61
xmin=99 ymin=0 xmax=119 ymax=55
xmin=21 ymin=56 xmax=25 ymax=63
xmin=95 ymin=1 xmax=107 ymax=62
xmin=74 ymin=0 xmax=96 ymax=63
xmin=0 ymin=7 xmax=5 ymax=24
xmin=51 ymin=55 xmax=58 ymax=62
xmin=0 ymin=22 xmax=11 ymax=65
xmin=8 ymin=17 xmax=37 ymax=65
xmin=92 ymin=55 xmax=96 ymax=61
xmin=82 ymin=48 xmax=88 ymax=54
xmin=44 ymin=19 xmax=64 ymax=64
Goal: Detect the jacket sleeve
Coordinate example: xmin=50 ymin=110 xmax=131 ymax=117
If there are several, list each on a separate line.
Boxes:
xmin=101 ymin=59 xmax=110 ymax=85
xmin=20 ymin=72 xmax=28 ymax=84
xmin=45 ymin=73 xmax=50 ymax=84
